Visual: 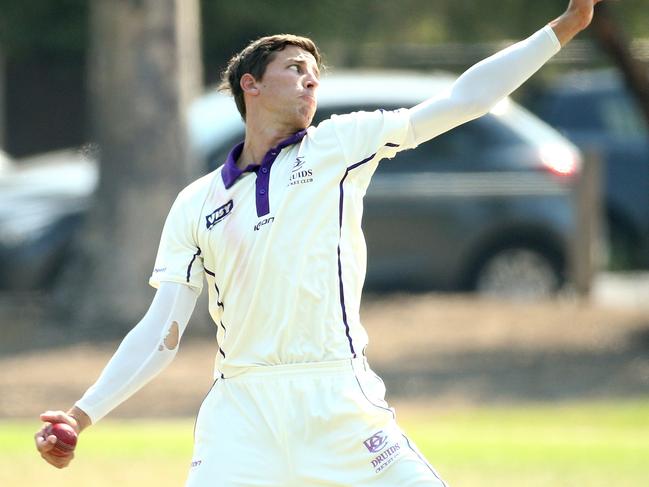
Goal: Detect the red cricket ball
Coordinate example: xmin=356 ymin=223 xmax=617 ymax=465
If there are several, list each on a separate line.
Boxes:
xmin=45 ymin=423 xmax=78 ymax=457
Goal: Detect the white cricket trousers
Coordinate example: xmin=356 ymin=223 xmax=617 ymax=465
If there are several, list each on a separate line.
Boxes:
xmin=185 ymin=358 xmax=448 ymax=487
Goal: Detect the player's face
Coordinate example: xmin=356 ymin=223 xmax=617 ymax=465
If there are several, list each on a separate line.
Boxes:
xmin=256 ymin=46 xmax=320 ymax=130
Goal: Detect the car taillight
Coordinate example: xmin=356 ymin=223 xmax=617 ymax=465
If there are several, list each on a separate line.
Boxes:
xmin=539 ymin=144 xmax=580 ymax=177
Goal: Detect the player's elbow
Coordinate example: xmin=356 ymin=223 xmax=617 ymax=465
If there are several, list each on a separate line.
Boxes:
xmin=453 ymin=95 xmax=493 ymax=119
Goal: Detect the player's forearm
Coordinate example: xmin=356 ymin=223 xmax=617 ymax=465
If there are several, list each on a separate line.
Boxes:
xmin=75 ymin=283 xmax=198 ymax=423
xmin=409 ymin=26 xmax=560 ymax=145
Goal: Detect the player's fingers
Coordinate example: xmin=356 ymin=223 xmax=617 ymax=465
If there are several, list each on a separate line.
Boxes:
xmin=41 ymin=451 xmax=73 ymax=469
xmin=40 ymin=410 xmax=74 ymax=426
xmin=34 ymin=430 xmax=57 ymax=452
xmin=51 ymin=452 xmax=74 ymax=469
xmin=53 ymin=450 xmax=74 ymax=469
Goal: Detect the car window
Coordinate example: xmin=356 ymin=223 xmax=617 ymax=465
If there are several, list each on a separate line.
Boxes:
xmin=534 ymin=89 xmax=647 ymax=138
xmin=599 ymin=92 xmax=647 ymax=138
xmin=388 ymin=115 xmax=523 ymax=172
xmin=531 ymin=92 xmax=597 ymax=132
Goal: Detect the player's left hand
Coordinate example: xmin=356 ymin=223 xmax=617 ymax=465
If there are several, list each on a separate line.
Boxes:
xmin=565 ymin=0 xmax=606 ymax=30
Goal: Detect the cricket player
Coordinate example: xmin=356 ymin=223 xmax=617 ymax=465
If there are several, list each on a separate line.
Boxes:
xmin=36 ymin=1 xmax=603 ymax=485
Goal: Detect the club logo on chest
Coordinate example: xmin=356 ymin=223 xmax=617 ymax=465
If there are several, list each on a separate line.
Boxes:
xmin=288 ymin=156 xmax=313 ymax=186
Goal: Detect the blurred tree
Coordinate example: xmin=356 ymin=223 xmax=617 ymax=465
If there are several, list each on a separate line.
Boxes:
xmin=2 ymin=1 xmax=649 ymax=67
xmin=592 ymin=3 xmax=649 ymax=128
xmin=0 ymin=45 xmax=5 ymax=148
xmin=57 ymin=0 xmax=202 ymax=332
xmin=0 ymin=0 xmax=87 ymax=58
xmin=198 ymin=0 xmax=649 ymax=82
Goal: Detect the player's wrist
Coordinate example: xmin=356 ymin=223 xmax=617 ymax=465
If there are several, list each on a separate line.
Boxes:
xmin=549 ymin=10 xmax=591 ymax=46
xmin=67 ymin=406 xmax=92 ymax=433
xmin=562 ymin=8 xmax=593 ymax=31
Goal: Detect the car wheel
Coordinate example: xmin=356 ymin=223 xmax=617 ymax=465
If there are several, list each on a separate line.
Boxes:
xmin=472 ymin=246 xmax=562 ymax=299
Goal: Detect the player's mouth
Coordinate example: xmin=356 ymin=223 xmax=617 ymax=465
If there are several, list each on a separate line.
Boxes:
xmin=300 ymin=94 xmax=317 ymax=105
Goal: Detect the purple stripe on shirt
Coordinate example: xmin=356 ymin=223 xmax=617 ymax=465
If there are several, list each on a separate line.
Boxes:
xmin=204 ymin=266 xmax=228 ymax=358
xmin=204 ymin=267 xmax=225 ymax=309
xmin=337 ymin=151 xmax=379 ymax=358
xmin=186 ymin=247 xmax=202 ymax=283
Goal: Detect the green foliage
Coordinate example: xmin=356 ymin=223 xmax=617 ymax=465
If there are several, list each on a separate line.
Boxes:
xmin=2 ymin=400 xmax=648 ymax=486
xmin=201 ymin=0 xmax=649 ymax=79
xmin=1 ymin=0 xmax=649 ymax=67
xmin=0 ymin=0 xmax=88 ymax=58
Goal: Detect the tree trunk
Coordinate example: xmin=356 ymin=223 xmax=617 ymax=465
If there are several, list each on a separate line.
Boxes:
xmin=0 ymin=46 xmax=5 ymax=149
xmin=591 ymin=4 xmax=649 ymax=128
xmin=60 ymin=0 xmax=202 ymax=333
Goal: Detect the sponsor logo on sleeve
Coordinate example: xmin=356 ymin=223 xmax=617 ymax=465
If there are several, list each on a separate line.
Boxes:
xmin=206 ymin=200 xmax=233 ymax=230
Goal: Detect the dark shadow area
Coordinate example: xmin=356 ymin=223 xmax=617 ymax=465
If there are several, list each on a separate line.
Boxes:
xmin=379 ymin=342 xmax=649 ymax=403
xmin=0 ymin=292 xmax=216 ymax=357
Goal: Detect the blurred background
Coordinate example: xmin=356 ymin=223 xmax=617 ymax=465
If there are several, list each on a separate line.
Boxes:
xmin=0 ymin=1 xmax=648 ymax=486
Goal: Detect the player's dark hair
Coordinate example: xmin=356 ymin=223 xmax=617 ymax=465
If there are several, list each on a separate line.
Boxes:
xmin=218 ymin=34 xmax=322 ymax=120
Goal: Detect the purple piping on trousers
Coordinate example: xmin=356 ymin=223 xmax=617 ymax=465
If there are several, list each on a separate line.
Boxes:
xmin=193 ymin=378 xmax=218 ymax=441
xmin=401 ymin=434 xmax=449 ymax=486
xmin=352 ymin=367 xmax=396 ymax=420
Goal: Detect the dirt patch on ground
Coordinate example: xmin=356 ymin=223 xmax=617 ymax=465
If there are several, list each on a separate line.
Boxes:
xmin=1 ymin=293 xmax=648 ymax=418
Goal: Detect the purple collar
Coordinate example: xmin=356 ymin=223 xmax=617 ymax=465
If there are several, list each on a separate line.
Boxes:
xmin=221 ymin=129 xmax=307 ymax=189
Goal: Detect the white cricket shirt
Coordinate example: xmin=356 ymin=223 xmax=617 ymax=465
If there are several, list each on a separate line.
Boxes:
xmin=150 ymin=109 xmax=415 ymax=378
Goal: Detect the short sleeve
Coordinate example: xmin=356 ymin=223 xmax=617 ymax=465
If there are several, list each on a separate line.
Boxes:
xmin=329 ymin=109 xmax=418 ymax=166
xmin=149 ymin=192 xmax=204 ymax=292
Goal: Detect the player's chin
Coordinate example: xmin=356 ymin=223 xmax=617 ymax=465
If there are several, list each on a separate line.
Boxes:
xmin=296 ymin=109 xmax=316 ymax=129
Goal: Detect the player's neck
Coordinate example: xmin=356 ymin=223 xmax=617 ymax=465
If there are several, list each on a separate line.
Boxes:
xmin=237 ymin=116 xmax=301 ymax=170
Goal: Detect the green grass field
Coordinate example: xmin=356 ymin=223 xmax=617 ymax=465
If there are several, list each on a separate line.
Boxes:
xmin=3 ymin=399 xmax=648 ymax=487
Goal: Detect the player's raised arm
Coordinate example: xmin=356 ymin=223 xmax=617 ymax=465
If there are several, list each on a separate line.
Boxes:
xmin=34 ymin=281 xmax=199 ymax=469
xmin=408 ymin=0 xmax=604 ymax=146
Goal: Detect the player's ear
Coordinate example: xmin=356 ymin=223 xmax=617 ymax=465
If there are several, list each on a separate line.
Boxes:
xmin=240 ymin=74 xmax=260 ymax=96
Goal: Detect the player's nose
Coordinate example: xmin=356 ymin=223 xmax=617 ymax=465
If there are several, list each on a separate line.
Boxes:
xmin=304 ymin=72 xmax=320 ymax=90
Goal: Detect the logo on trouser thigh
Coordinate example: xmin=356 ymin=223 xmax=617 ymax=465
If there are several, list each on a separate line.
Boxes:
xmin=363 ymin=431 xmax=388 ymax=453
xmin=364 ymin=430 xmax=402 ymax=473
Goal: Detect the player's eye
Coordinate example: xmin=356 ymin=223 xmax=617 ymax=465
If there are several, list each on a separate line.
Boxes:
xmin=288 ymin=64 xmax=301 ymax=72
